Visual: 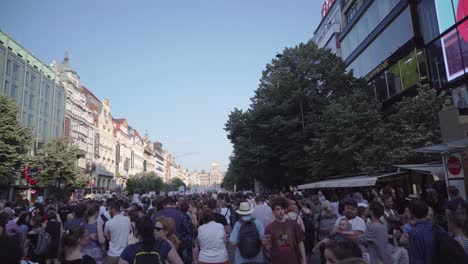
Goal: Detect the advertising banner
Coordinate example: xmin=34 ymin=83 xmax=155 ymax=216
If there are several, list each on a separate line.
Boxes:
xmin=451 ymin=85 xmax=468 ymax=109
xmin=435 ymin=0 xmax=468 ymax=81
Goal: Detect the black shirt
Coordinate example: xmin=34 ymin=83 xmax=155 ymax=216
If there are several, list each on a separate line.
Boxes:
xmin=200 ymin=212 xmax=228 ymax=226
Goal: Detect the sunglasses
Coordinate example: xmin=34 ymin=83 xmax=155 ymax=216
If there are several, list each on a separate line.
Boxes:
xmin=154 ymin=227 xmax=165 ymax=231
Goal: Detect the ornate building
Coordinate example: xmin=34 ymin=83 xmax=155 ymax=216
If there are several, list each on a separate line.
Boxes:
xmin=50 ymin=53 xmax=94 ymax=170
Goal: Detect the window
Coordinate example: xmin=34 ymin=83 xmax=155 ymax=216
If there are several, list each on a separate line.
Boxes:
xmin=374 ymin=72 xmax=388 ymax=101
xmin=341 ymin=0 xmax=402 ymax=60
xmin=400 ymin=50 xmax=420 ymax=90
xmin=387 ymin=64 xmax=402 ymax=97
xmin=347 ymin=8 xmax=413 ymax=78
xmin=418 ymin=0 xmax=440 ymax=44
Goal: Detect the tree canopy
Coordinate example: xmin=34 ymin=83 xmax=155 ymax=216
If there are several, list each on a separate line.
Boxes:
xmin=0 ymin=94 xmax=32 ymax=186
xmin=32 ymin=138 xmax=87 ymax=191
xmin=223 ymin=41 xmax=448 ymax=190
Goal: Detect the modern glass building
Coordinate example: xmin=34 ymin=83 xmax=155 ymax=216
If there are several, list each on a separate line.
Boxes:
xmin=337 ymin=0 xmax=467 ymax=105
xmin=0 ymin=30 xmax=66 ymax=149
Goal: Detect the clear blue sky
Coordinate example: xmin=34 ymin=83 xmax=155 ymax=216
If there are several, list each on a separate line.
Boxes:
xmin=1 ymin=0 xmax=321 ymax=172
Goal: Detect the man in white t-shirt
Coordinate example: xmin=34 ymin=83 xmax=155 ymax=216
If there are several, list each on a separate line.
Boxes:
xmin=252 ymin=195 xmax=273 ymax=229
xmin=332 ymin=198 xmax=366 ymax=241
xmin=104 ymin=201 xmax=131 ymax=264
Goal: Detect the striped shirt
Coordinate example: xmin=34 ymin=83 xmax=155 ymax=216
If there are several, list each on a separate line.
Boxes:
xmin=409 ymin=220 xmax=434 ymax=264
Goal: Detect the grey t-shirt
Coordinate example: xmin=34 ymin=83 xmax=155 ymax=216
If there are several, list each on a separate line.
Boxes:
xmin=359 ymin=221 xmax=391 ymax=264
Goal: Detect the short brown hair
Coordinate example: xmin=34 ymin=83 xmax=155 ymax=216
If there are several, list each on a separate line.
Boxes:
xmin=200 ymin=208 xmax=215 ymax=224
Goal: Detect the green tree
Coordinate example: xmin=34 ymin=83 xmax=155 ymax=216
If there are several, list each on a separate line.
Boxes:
xmin=225 ymin=42 xmax=355 ymax=189
xmin=125 ymin=171 xmax=164 ymax=194
xmin=32 ymin=138 xmax=87 ymax=197
xmin=387 ymin=84 xmax=449 ymax=164
xmin=166 ymin=177 xmax=186 ymax=192
xmin=0 ymin=94 xmax=32 ymax=186
xmin=306 ymin=82 xmax=386 ymax=178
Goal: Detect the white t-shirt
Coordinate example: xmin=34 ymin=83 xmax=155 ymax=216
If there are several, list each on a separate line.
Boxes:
xmin=252 ymin=204 xmax=273 ymax=229
xmin=104 ymin=214 xmax=131 ymax=257
xmin=335 ymin=216 xmax=367 ymax=232
xmin=197 ymin=221 xmax=229 ymax=263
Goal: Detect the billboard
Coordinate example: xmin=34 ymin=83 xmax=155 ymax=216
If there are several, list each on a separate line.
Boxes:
xmin=435 ymin=0 xmax=468 ymax=81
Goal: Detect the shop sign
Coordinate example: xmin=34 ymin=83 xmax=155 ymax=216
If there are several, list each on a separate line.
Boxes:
xmin=322 ymin=0 xmax=336 ymax=18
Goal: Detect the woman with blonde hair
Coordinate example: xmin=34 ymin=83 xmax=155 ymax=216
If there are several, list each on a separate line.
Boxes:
xmin=154 ymin=216 xmax=180 ymax=251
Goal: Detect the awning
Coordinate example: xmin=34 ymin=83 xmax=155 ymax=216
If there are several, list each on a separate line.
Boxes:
xmin=395 ymin=163 xmax=445 ymax=180
xmin=415 ymin=138 xmax=468 ymax=154
xmin=297 ymin=172 xmax=405 ymax=190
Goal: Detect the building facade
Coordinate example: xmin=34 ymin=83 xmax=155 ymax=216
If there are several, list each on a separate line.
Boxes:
xmin=153 ymin=142 xmax=165 ymax=178
xmin=0 ymin=31 xmax=66 ymax=150
xmin=91 ymin=98 xmax=116 ymax=191
xmin=51 ymin=54 xmax=94 ymax=170
xmin=312 ymin=0 xmax=343 ymax=56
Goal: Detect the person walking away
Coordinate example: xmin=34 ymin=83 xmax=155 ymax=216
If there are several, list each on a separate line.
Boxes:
xmin=0 ymin=212 xmax=22 ymax=264
xmin=447 ymin=203 xmax=468 ymax=256
xmin=252 ymin=195 xmax=273 ymax=229
xmin=203 ymin=198 xmax=231 ymax=235
xmin=357 ymin=201 xmax=391 ymax=264
xmin=61 ymin=225 xmax=96 ymax=264
xmin=323 ymin=240 xmax=363 ymax=264
xmin=407 ymin=199 xmax=434 ymax=264
xmin=263 ymin=197 xmax=306 ymax=264
xmin=197 ymin=208 xmax=229 ymax=264
xmin=219 ymin=200 xmax=232 ymax=226
xmin=118 ymin=216 xmax=182 ymax=264
xmin=83 ymin=203 xmax=105 ymax=264
xmin=45 ymin=211 xmax=62 ymax=264
xmin=25 ymin=214 xmax=47 ymax=264
xmin=67 ymin=203 xmax=87 ymax=232
xmin=229 ymin=202 xmax=264 ymax=264
xmin=104 ymin=201 xmax=131 ymax=264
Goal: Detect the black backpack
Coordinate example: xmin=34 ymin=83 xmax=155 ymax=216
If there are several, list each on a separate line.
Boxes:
xmin=433 ymin=225 xmax=468 ymax=264
xmin=301 ymin=210 xmax=315 ymax=240
xmin=100 ymin=214 xmax=110 ymax=251
xmin=133 ymin=239 xmax=164 ymax=264
xmin=238 ymin=218 xmax=261 ymax=258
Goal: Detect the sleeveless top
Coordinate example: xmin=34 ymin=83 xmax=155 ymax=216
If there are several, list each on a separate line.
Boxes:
xmin=82 ymin=221 xmax=103 ymax=264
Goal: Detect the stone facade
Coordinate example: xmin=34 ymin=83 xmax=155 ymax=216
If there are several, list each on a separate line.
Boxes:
xmin=51 ymin=54 xmax=94 ymax=171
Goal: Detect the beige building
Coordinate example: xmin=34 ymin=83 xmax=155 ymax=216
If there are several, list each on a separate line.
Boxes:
xmin=91 ymin=98 xmax=116 ymax=191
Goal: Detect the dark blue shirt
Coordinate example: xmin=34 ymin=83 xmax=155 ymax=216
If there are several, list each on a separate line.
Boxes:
xmin=120 ymin=240 xmax=171 ymax=264
xmin=409 ymin=220 xmax=434 ymax=264
xmin=152 ymin=207 xmax=188 ymax=238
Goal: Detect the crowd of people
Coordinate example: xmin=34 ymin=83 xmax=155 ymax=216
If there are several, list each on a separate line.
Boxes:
xmin=0 ymin=184 xmax=467 ymax=264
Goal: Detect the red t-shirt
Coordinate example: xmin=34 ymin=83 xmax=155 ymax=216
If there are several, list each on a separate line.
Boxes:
xmin=265 ymin=219 xmax=305 ymax=264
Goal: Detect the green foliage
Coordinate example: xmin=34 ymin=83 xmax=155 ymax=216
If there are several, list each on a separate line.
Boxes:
xmin=166 ymin=177 xmax=186 ymax=192
xmin=32 ymin=138 xmax=87 ymax=191
xmin=0 ymin=94 xmax=32 ymax=186
xmin=125 ymin=171 xmax=164 ymax=194
xmin=224 ymin=42 xmax=447 ymax=190
xmin=386 ymin=84 xmax=449 ymax=164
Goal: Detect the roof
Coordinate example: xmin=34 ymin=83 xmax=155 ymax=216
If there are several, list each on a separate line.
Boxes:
xmin=86 ymin=102 xmax=99 ymax=112
xmin=134 ymin=129 xmax=143 ymax=140
xmin=415 ymin=138 xmax=468 ymax=154
xmin=82 ymin=86 xmax=101 ymax=102
xmin=395 ymin=162 xmax=445 ymax=180
xmin=297 ymin=171 xmax=405 ymax=190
